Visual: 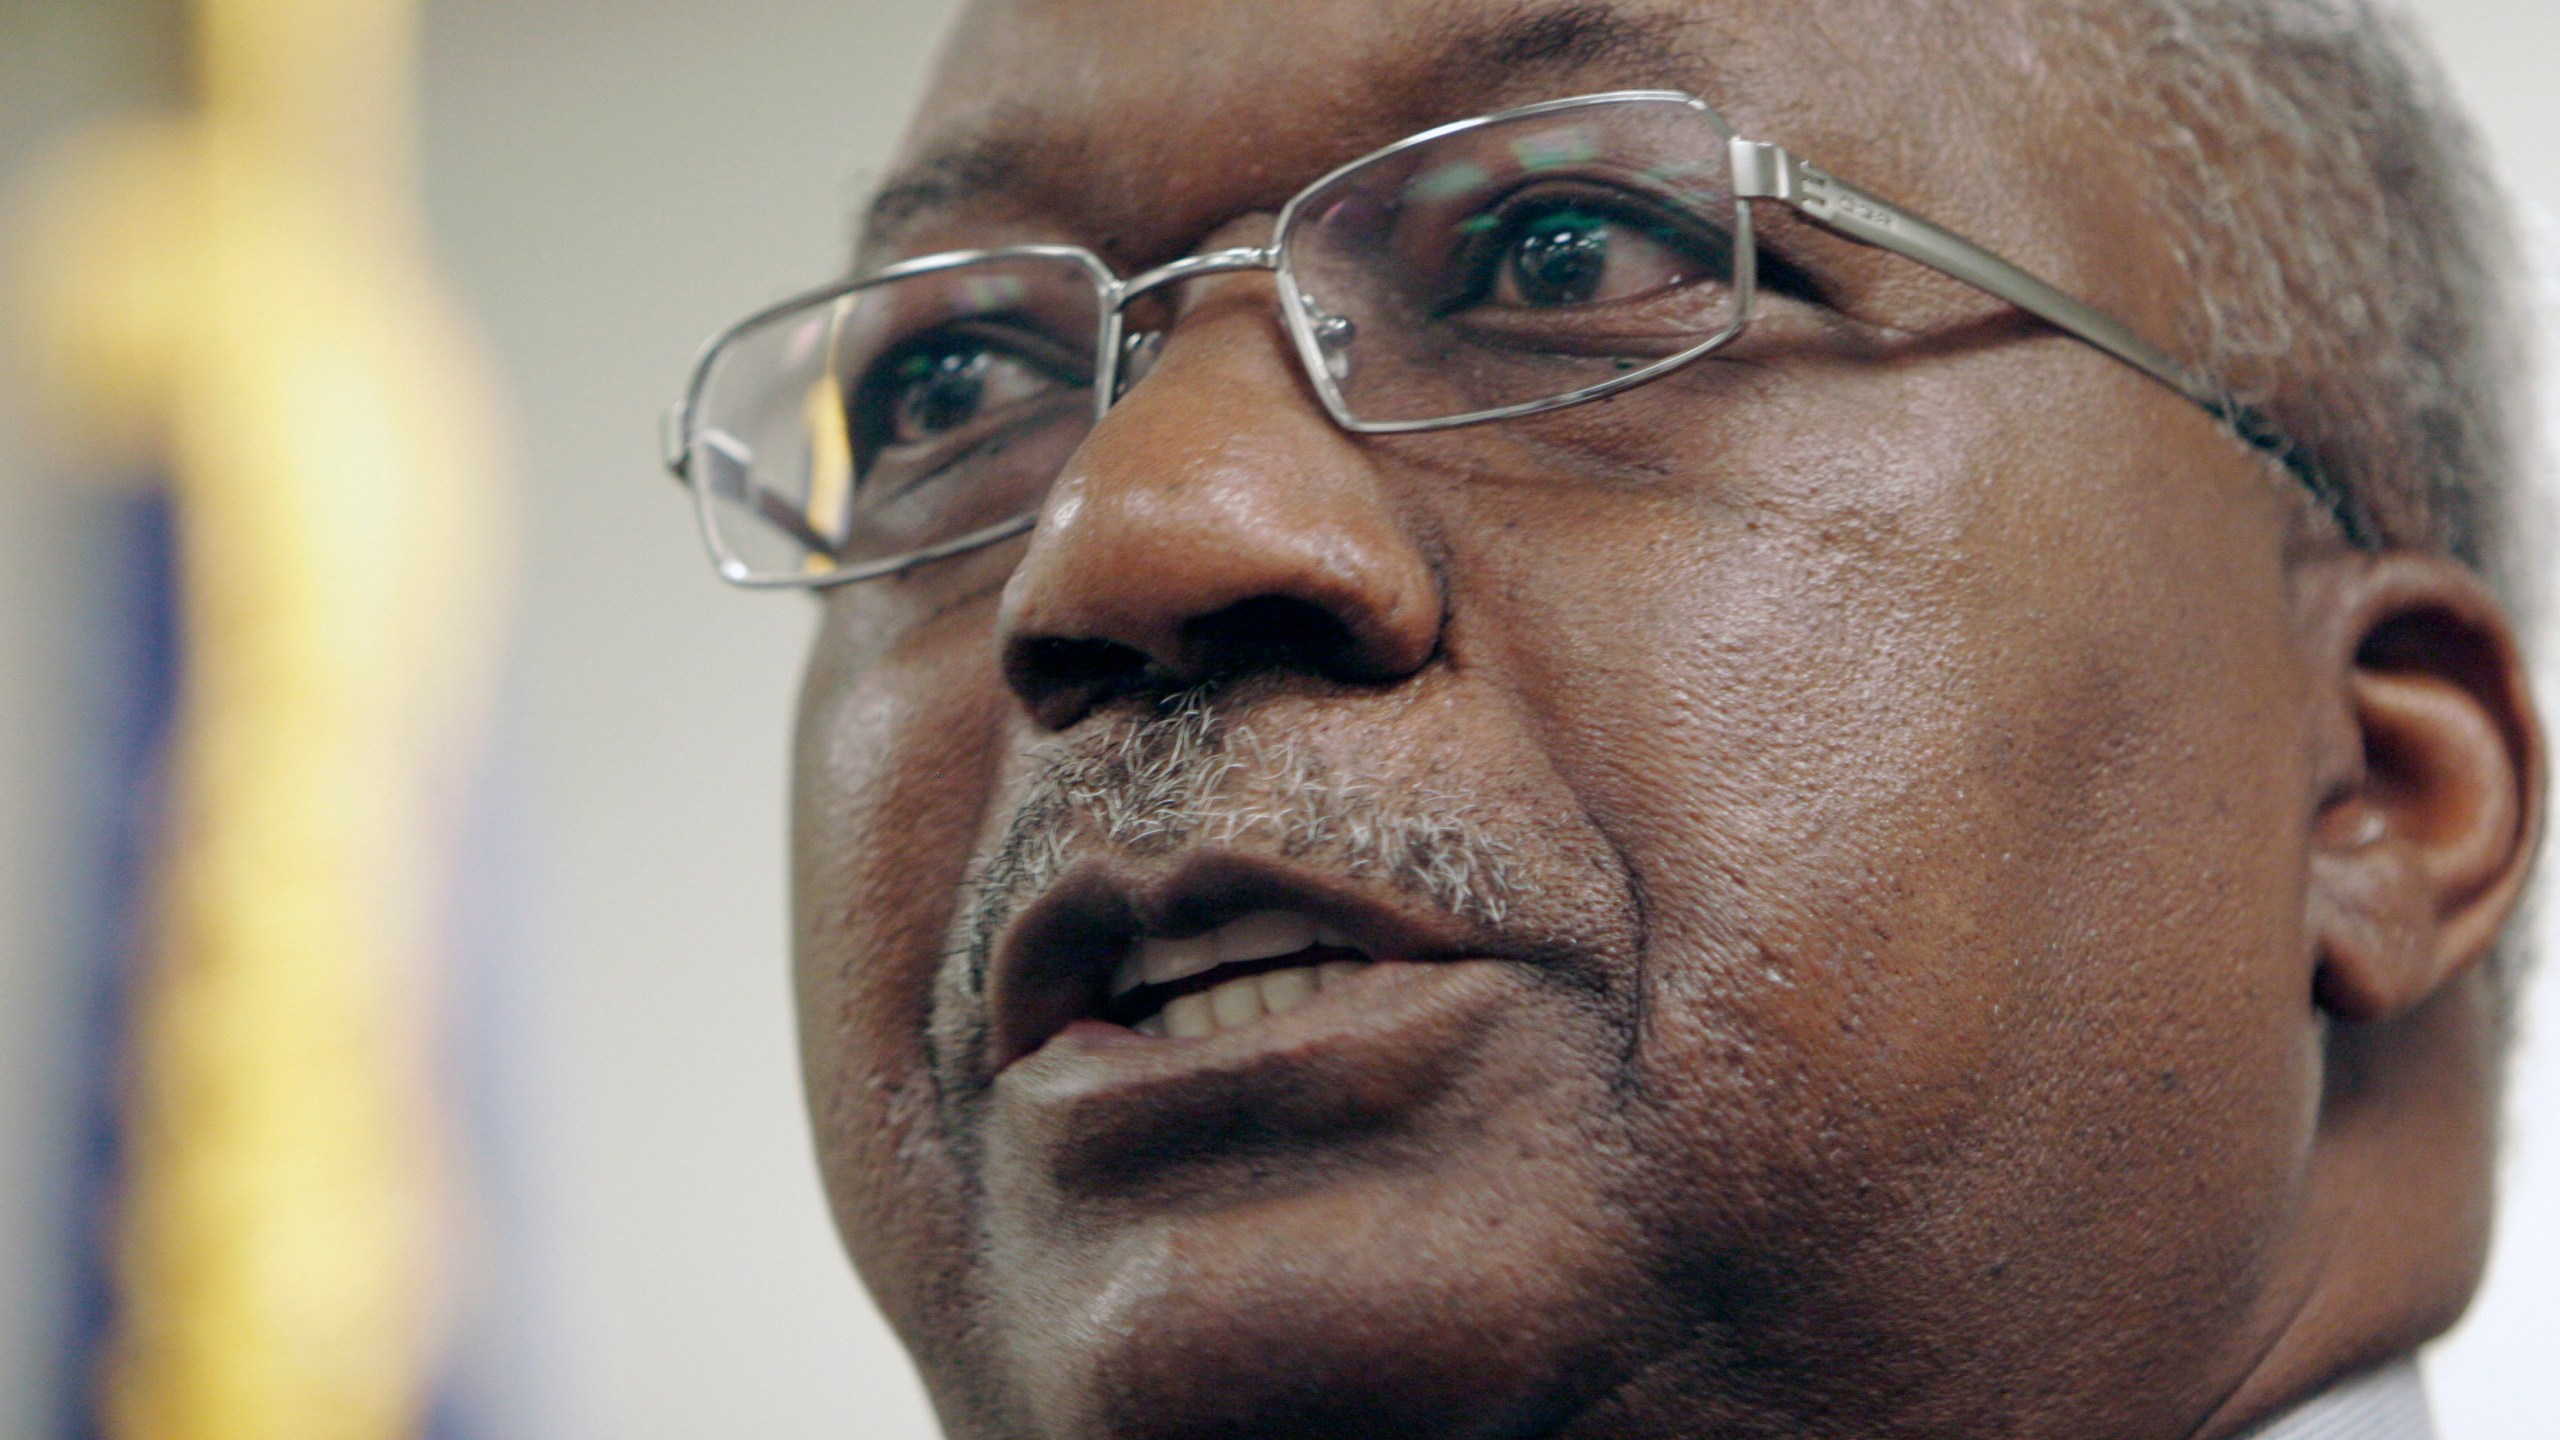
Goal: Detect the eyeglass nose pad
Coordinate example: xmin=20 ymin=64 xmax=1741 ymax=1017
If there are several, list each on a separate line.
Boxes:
xmin=1113 ymin=329 xmax=1166 ymax=402
xmin=1304 ymin=306 xmax=1356 ymax=381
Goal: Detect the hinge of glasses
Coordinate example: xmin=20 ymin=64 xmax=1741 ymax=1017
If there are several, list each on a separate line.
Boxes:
xmin=1730 ymin=139 xmax=1802 ymax=202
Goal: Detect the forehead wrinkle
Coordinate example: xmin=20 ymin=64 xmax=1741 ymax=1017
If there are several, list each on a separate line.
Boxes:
xmin=859 ymin=0 xmax=1735 ymax=267
xmin=1387 ymin=0 xmax=1743 ymax=139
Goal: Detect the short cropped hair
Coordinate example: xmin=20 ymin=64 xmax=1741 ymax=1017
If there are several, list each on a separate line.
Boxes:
xmin=2025 ymin=0 xmax=2541 ymax=1000
xmin=2040 ymin=0 xmax=2537 ymax=611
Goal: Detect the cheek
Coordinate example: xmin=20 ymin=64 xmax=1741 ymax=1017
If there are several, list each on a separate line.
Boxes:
xmin=1443 ymin=417 xmax=2318 ymax=1357
xmin=792 ymin=602 xmax=1010 ymax=1359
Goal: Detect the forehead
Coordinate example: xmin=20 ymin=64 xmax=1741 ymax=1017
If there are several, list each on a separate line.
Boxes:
xmin=873 ymin=0 xmax=2053 ymax=268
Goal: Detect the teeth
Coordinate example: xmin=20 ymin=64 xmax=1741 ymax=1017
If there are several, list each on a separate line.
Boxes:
xmin=1208 ymin=974 xmax=1266 ymax=1028
xmin=1259 ymin=966 xmax=1317 ymax=1016
xmin=1130 ymin=959 xmax=1372 ymax=1039
xmin=1213 ymin=910 xmax=1316 ymax=964
xmin=1138 ymin=933 xmax=1218 ymax=988
xmin=1110 ymin=909 xmax=1380 ymax=1039
xmin=1163 ymin=992 xmax=1216 ymax=1039
xmin=1119 ymin=910 xmax=1343 ymax=998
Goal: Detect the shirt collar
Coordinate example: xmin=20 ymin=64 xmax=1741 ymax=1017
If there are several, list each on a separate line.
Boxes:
xmin=2240 ymin=1360 xmax=2433 ymax=1440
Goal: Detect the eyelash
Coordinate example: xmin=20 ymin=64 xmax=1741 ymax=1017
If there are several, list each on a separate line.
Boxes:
xmin=849 ymin=321 xmax=1088 ymax=465
xmin=1440 ymin=186 xmax=1833 ymax=315
xmin=1449 ymin=190 xmax=1700 ymax=304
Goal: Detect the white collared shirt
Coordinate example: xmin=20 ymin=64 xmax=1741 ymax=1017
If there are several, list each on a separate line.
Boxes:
xmin=2244 ymin=1361 xmax=2434 ymax=1440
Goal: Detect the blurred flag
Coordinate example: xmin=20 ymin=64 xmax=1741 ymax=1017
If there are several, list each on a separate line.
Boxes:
xmin=14 ymin=0 xmax=513 ymax=1436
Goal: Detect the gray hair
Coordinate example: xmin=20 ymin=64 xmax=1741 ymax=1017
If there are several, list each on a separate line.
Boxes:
xmin=2033 ymin=0 xmax=2538 ymax=609
xmin=959 ymin=690 xmax=1519 ymax=995
xmin=2028 ymin=0 xmax=2541 ymax=1001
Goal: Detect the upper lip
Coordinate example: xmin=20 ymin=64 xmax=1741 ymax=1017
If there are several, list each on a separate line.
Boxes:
xmin=982 ymin=846 xmax=1517 ymax=1071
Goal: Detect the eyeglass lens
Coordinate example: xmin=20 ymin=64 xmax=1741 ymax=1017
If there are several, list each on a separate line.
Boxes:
xmin=688 ymin=96 xmax=1742 ymax=585
xmin=689 ymin=252 xmax=1108 ymax=583
xmin=1284 ymin=97 xmax=1740 ymax=425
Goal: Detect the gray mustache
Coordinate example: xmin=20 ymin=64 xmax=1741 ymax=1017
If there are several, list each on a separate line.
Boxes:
xmin=960 ymin=691 xmax=1519 ymax=988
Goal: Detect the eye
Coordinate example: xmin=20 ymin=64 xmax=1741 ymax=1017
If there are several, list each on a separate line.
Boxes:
xmin=1478 ymin=198 xmax=1725 ymax=311
xmin=873 ymin=340 xmax=1065 ymax=450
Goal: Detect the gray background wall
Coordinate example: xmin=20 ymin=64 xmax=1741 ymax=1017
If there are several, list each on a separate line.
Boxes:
xmin=2 ymin=2 xmax=2553 ymax=1436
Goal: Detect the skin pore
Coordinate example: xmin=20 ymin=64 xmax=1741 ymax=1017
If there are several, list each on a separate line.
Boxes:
xmin=787 ymin=2 xmax=2542 ymax=1437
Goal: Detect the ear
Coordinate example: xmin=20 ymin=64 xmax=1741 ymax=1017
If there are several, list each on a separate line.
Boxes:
xmin=2304 ymin=553 xmax=2543 ymax=1021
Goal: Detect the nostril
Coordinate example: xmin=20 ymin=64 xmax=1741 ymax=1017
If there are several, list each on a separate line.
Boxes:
xmin=1003 ymin=592 xmax=1412 ymax=730
xmin=1007 ymin=636 xmax=1157 ymax=730
xmin=1179 ymin=595 xmax=1366 ymax=681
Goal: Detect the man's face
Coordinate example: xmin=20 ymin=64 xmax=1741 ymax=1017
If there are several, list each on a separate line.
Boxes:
xmin=792 ymin=2 xmax=2333 ymax=1435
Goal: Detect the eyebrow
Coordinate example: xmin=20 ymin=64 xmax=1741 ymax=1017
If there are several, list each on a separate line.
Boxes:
xmin=1438 ymin=0 xmax=1698 ymax=79
xmin=855 ymin=0 xmax=1715 ymax=255
xmin=861 ymin=129 xmax=1041 ymax=254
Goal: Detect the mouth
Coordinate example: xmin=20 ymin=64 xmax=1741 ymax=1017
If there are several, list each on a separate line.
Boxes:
xmin=981 ymin=852 xmax=1502 ymax=1073
xmin=1104 ymin=910 xmax=1374 ymax=1038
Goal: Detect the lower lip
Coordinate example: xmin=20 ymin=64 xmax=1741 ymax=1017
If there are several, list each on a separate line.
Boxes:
xmin=990 ymin=959 xmax=1516 ymax=1171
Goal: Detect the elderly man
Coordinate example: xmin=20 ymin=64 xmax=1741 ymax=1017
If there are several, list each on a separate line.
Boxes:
xmin=663 ymin=1 xmax=2540 ymax=1435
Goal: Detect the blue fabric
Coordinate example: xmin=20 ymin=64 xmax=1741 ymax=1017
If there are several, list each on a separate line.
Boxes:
xmin=56 ymin=488 xmax=182 ymax=1440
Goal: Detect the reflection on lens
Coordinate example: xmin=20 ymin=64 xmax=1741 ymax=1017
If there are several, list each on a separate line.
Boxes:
xmin=1284 ymin=97 xmax=1743 ymax=426
xmin=687 ymin=252 xmax=1106 ymax=583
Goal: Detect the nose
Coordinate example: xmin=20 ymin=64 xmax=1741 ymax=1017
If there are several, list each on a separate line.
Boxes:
xmin=994 ymin=282 xmax=1443 ymax=731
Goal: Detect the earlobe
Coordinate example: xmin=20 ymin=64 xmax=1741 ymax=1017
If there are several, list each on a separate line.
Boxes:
xmin=2306 ymin=556 xmax=2541 ymax=1022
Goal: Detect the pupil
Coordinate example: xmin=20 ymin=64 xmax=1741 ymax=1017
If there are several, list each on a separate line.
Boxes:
xmin=906 ymin=349 xmax=988 ymax=435
xmin=1510 ymin=214 xmax=1609 ymax=305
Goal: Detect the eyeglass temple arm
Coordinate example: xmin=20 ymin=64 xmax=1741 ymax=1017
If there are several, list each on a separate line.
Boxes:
xmin=1730 ymin=140 xmax=2368 ymax=545
xmin=1728 ymin=140 xmax=2218 ymax=409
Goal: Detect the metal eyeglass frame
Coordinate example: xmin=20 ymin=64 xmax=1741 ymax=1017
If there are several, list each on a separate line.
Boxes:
xmin=665 ymin=89 xmax=2355 ymax=589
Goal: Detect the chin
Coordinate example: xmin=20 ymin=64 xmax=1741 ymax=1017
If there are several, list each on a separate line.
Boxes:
xmin=972 ymin=1155 xmax=1651 ymax=1440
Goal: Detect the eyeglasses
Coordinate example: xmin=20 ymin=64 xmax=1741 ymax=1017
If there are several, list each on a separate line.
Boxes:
xmin=662 ymin=89 xmax=2349 ymax=590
